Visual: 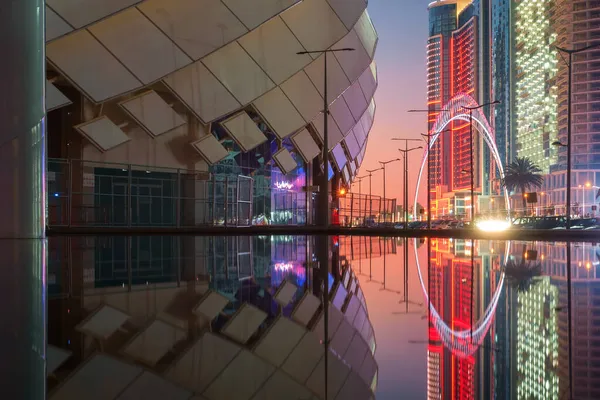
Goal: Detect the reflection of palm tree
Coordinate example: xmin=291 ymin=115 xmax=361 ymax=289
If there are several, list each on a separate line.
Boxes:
xmin=503 ymin=258 xmax=542 ymax=293
xmin=501 ymin=157 xmax=544 ymax=214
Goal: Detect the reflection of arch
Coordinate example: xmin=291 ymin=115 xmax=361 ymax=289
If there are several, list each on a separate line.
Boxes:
xmin=413 ymin=239 xmax=509 ymax=358
xmin=412 ymin=93 xmax=510 ymax=220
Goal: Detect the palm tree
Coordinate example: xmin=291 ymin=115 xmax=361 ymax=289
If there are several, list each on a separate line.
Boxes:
xmin=501 ymin=157 xmax=544 ymax=214
xmin=503 ymin=258 xmax=542 ymax=293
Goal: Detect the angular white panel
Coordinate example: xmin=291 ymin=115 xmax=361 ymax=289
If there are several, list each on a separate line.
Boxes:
xmin=222 ymin=112 xmax=268 ymax=152
xmin=47 ymin=345 xmax=71 ymax=376
xmin=50 ymin=354 xmax=142 ymax=400
xmin=89 ymin=8 xmax=192 ymax=84
xmin=250 ymin=370 xmax=313 ymax=400
xmin=313 ymin=114 xmax=343 ymax=151
xmin=253 ymin=88 xmax=305 ymax=139
xmin=355 ymin=11 xmax=378 ymax=59
xmin=193 ymin=290 xmax=230 ymax=321
xmin=329 ymin=97 xmax=355 ymax=136
xmin=306 ymin=351 xmax=351 ymax=399
xmin=305 ymin=54 xmax=351 ymax=103
xmin=238 ymin=17 xmax=311 ymax=85
xmin=221 ymin=303 xmax=268 ymax=344
xmin=342 ymin=269 xmax=351 ymax=288
xmin=120 ymin=91 xmax=186 ymax=137
xmin=343 ymin=81 xmax=369 ymax=121
xmin=117 ymin=372 xmax=192 ymax=400
xmin=327 ymin=0 xmax=367 ymax=29
xmin=353 ymin=122 xmax=367 ymax=147
xmin=75 ymin=116 xmax=131 ymax=152
xmin=344 ymin=295 xmax=361 ymax=324
xmin=359 ymin=62 xmax=377 ymax=101
xmin=46 ymin=6 xmax=72 ymax=42
xmin=330 ymin=320 xmax=354 ymax=356
xmin=204 ymin=350 xmax=275 ymax=400
xmin=291 ymin=128 xmax=321 ymax=164
xmin=331 ymin=143 xmax=347 ymax=171
xmin=46 ymin=0 xmax=141 ymax=28
xmin=166 ymin=333 xmax=241 ymax=393
xmin=313 ymin=306 xmax=344 ymax=341
xmin=344 ymin=132 xmax=361 ymax=160
xmin=335 ymin=371 xmax=372 ymax=400
xmin=291 ymin=292 xmax=321 ymax=326
xmin=281 ymin=0 xmax=348 ymax=56
xmin=273 ymin=148 xmax=298 ymax=175
xmin=332 ymin=283 xmax=348 ymax=310
xmin=223 ymin=0 xmax=300 ymax=30
xmin=202 ymin=42 xmax=275 ymax=105
xmin=344 ymin=334 xmax=369 ymax=369
xmin=138 ymin=0 xmax=247 ymax=60
xmin=342 ymin=165 xmax=351 ymax=184
xmin=281 ymin=71 xmax=323 ymax=123
xmin=353 ymin=307 xmax=367 ymax=332
xmin=281 ymin=331 xmax=324 ymax=383
xmin=163 ymin=61 xmax=240 ymax=123
xmin=254 ymin=317 xmax=305 ymax=367
xmin=358 ymin=353 xmax=377 ymax=387
xmin=334 ymin=29 xmax=372 ymax=83
xmin=46 ymin=81 xmax=72 ymax=112
xmin=122 ymin=319 xmax=186 ymax=366
xmin=191 ymin=134 xmax=229 ymax=165
xmin=273 ymin=280 xmax=298 ymax=307
xmin=47 ymin=30 xmax=142 ymax=102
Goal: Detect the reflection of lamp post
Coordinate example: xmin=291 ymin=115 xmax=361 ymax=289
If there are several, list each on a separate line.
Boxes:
xmin=461 ymin=100 xmax=501 ymax=225
xmin=297 ymin=47 xmax=355 ymax=228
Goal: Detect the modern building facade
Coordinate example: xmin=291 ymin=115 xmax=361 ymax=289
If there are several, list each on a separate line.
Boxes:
xmin=45 ymin=0 xmax=378 ymax=228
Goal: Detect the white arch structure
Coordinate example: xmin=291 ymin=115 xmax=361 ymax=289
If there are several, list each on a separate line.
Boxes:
xmin=412 ymin=92 xmax=511 ymax=221
xmin=413 ymin=239 xmax=509 ymax=358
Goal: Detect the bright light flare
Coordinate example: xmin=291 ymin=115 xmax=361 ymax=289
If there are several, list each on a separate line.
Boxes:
xmin=476 ymin=219 xmax=511 ymax=232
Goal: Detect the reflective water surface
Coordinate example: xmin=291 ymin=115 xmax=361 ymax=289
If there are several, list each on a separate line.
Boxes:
xmin=45 ymin=236 xmax=600 ymax=399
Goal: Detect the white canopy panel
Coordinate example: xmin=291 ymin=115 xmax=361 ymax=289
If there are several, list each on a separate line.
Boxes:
xmin=45 ymin=6 xmax=72 ymax=42
xmin=202 ymin=41 xmax=275 ymax=105
xmin=46 ymin=0 xmax=141 ymax=29
xmin=221 ymin=112 xmax=268 ymax=152
xmin=238 ymin=17 xmax=311 ymax=85
xmin=273 ymin=148 xmax=298 ymax=175
xmin=47 ymin=30 xmax=142 ymax=102
xmin=329 ymin=97 xmax=356 ymax=136
xmin=280 ymin=71 xmax=323 ymax=123
xmin=333 ymin=29 xmax=372 ymax=83
xmin=119 ymin=91 xmax=186 ymax=137
xmin=313 ymin=113 xmax=343 ymax=151
xmin=332 ymin=143 xmax=347 ymax=171
xmin=75 ymin=116 xmax=131 ymax=152
xmin=191 ymin=135 xmax=229 ymax=165
xmin=305 ymin=53 xmax=350 ymax=104
xmin=359 ymin=62 xmax=378 ymax=101
xmin=344 ymin=131 xmax=361 ymax=160
xmin=163 ymin=61 xmax=241 ymax=123
xmin=253 ymin=88 xmax=305 ymax=139
xmin=355 ymin=10 xmax=378 ymax=59
xmin=290 ymin=128 xmax=321 ymax=163
xmin=326 ymin=0 xmax=367 ymax=30
xmin=222 ymin=0 xmax=300 ymax=30
xmin=88 ymin=8 xmax=192 ymax=85
xmin=343 ymin=80 xmax=369 ymax=121
xmin=118 ymin=372 xmax=192 ymax=400
xmin=342 ymin=164 xmax=351 ymax=184
xmin=46 ymin=81 xmax=72 ymax=112
xmin=138 ymin=0 xmax=248 ymax=61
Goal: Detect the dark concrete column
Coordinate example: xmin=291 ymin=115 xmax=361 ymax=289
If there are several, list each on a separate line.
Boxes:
xmin=0 ymin=0 xmax=46 ymax=398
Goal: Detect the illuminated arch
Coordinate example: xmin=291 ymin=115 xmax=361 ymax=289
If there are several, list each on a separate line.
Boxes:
xmin=412 ymin=92 xmax=510 ymax=221
xmin=413 ymin=239 xmax=509 ymax=358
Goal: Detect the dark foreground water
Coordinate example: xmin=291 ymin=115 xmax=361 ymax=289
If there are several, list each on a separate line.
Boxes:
xmin=43 ymin=235 xmax=600 ymax=399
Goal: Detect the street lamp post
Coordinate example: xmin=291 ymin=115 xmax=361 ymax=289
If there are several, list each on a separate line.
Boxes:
xmin=297 ymin=47 xmax=355 ymax=227
xmin=379 ymin=158 xmax=401 ymax=223
xmin=392 ymin=138 xmax=423 ymax=229
xmin=408 ymin=108 xmax=450 ymax=229
xmin=366 ymin=167 xmax=383 ymax=223
xmin=552 ymin=43 xmax=600 ymax=229
xmin=461 ymin=100 xmax=500 ymax=225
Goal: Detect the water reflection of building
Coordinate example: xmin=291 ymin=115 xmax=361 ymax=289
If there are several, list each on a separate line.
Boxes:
xmin=426 ymin=239 xmax=503 ymax=399
xmin=517 ymin=242 xmax=600 ymax=400
xmin=47 ymin=236 xmax=377 ymax=399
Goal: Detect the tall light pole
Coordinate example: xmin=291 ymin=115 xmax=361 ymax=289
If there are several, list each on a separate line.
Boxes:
xmin=297 ymin=47 xmax=355 ymax=228
xmin=408 ymin=107 xmax=449 ymax=229
xmin=551 ymin=43 xmax=600 ymax=229
xmin=366 ymin=167 xmax=382 ymax=223
xmin=355 ymin=175 xmax=368 ymax=225
xmin=392 ymin=138 xmax=423 ymax=229
xmin=420 ymin=129 xmax=453 ymax=227
xmin=379 ymin=158 xmax=401 ymax=223
xmin=461 ymin=100 xmax=500 ymax=224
